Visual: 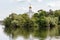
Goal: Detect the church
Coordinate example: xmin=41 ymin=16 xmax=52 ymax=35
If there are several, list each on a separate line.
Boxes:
xmin=27 ymin=5 xmax=34 ymax=18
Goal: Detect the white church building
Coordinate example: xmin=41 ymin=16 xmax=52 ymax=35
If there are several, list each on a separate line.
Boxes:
xmin=27 ymin=5 xmax=34 ymax=18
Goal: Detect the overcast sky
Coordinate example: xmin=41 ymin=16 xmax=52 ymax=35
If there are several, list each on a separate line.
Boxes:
xmin=0 ymin=0 xmax=60 ymax=20
xmin=0 ymin=0 xmax=60 ymax=40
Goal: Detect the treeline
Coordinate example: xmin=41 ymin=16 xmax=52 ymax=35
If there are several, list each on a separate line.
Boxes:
xmin=3 ymin=9 xmax=60 ymax=40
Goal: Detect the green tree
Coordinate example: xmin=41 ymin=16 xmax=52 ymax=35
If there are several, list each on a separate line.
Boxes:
xmin=3 ymin=10 xmax=60 ymax=40
xmin=4 ymin=13 xmax=19 ymax=40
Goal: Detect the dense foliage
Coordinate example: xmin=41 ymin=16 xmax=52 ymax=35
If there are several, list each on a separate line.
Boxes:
xmin=3 ymin=10 xmax=60 ymax=40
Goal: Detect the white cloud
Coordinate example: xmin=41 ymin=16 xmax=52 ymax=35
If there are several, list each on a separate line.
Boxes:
xmin=47 ymin=2 xmax=55 ymax=7
xmin=47 ymin=0 xmax=60 ymax=7
xmin=10 ymin=0 xmax=31 ymax=3
xmin=27 ymin=0 xmax=31 ymax=3
xmin=47 ymin=1 xmax=60 ymax=10
xmin=16 ymin=0 xmax=22 ymax=1
xmin=18 ymin=7 xmax=27 ymax=11
xmin=37 ymin=0 xmax=43 ymax=2
xmin=10 ymin=0 xmax=24 ymax=2
xmin=55 ymin=1 xmax=60 ymax=7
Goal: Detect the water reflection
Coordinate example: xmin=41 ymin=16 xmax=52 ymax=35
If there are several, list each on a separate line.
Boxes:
xmin=0 ymin=25 xmax=60 ymax=40
xmin=0 ymin=25 xmax=9 ymax=40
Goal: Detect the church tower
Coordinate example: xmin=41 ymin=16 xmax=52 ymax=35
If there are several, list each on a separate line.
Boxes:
xmin=27 ymin=5 xmax=34 ymax=18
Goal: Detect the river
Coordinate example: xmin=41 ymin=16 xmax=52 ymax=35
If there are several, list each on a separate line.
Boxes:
xmin=0 ymin=25 xmax=25 ymax=40
xmin=0 ymin=25 xmax=60 ymax=40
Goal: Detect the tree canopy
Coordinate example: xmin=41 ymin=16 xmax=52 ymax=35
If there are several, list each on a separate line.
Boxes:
xmin=3 ymin=10 xmax=60 ymax=40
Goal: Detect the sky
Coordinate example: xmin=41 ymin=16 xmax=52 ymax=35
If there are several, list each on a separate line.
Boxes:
xmin=0 ymin=0 xmax=60 ymax=20
xmin=0 ymin=0 xmax=60 ymax=40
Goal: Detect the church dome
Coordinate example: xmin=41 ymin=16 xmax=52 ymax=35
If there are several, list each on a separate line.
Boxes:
xmin=29 ymin=5 xmax=32 ymax=9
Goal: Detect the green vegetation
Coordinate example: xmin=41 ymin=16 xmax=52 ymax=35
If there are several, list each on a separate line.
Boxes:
xmin=3 ymin=9 xmax=60 ymax=40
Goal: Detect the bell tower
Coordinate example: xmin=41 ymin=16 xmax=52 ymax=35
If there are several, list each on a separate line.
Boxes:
xmin=28 ymin=4 xmax=34 ymax=18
